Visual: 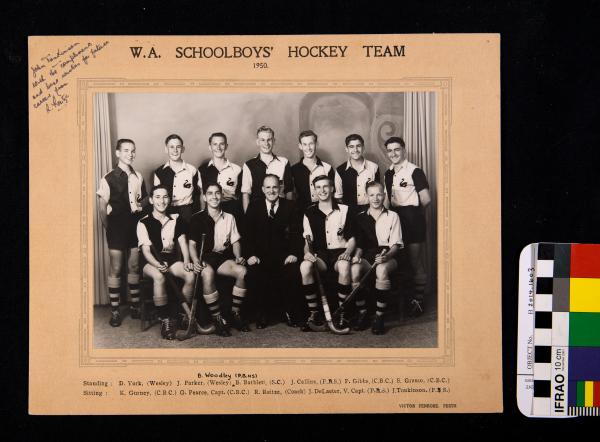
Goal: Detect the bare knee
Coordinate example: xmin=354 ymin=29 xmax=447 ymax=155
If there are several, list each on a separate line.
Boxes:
xmin=300 ymin=260 xmax=314 ymax=276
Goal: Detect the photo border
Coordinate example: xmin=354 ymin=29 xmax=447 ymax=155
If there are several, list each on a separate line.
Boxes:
xmin=79 ymin=78 xmax=452 ymax=367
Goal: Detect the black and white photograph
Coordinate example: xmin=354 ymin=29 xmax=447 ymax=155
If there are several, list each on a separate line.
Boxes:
xmin=92 ymin=91 xmax=438 ymax=349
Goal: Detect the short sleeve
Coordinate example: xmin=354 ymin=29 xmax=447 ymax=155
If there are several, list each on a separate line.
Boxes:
xmin=96 ymin=177 xmax=110 ymax=202
xmin=412 ymin=168 xmax=429 ymax=192
xmin=136 ymin=221 xmax=152 ymax=248
xmin=302 ymin=215 xmax=313 ymax=243
xmin=341 ymin=207 xmax=353 ymax=241
xmin=282 ymin=161 xmax=293 ymax=194
xmin=140 ymin=176 xmax=148 ymax=199
xmin=196 ymin=169 xmax=203 ymax=191
xmin=374 ymin=165 xmax=381 ymax=183
xmin=188 ymin=215 xmax=201 ymax=244
xmin=229 ymin=216 xmax=241 ymax=245
xmin=353 ymin=217 xmax=365 ymax=249
xmin=389 ymin=212 xmax=403 ymax=247
xmin=174 ymin=215 xmax=188 ymax=240
xmin=334 ymin=170 xmax=343 ymax=200
xmin=241 ymin=163 xmax=252 ymax=194
xmin=235 ymin=168 xmax=243 ymax=196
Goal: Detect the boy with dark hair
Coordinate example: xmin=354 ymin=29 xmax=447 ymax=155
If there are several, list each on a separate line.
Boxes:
xmin=197 ymin=132 xmax=243 ymax=220
xmin=383 ymin=136 xmax=431 ymax=316
xmin=241 ymin=125 xmax=293 ymax=213
xmin=335 ymin=133 xmax=380 ymax=216
xmin=291 ymin=130 xmax=340 ymax=212
xmin=351 ymin=181 xmax=403 ymax=334
xmin=300 ymin=175 xmax=355 ymax=331
xmin=97 ymin=138 xmax=147 ymax=327
xmin=153 ymin=134 xmax=200 ymax=222
xmin=189 ymin=183 xmax=249 ymax=336
xmin=137 ymin=185 xmax=195 ymax=340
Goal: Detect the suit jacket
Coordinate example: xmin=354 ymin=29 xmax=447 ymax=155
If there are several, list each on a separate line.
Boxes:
xmin=244 ymin=198 xmax=303 ymax=263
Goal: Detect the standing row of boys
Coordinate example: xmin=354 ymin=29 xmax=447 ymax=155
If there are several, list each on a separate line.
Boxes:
xmin=97 ymin=126 xmax=431 ymax=339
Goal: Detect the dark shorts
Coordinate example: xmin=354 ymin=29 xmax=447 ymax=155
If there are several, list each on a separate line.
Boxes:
xmin=106 ymin=212 xmax=142 ymax=250
xmin=203 ymin=249 xmax=235 ymax=271
xmin=392 ymin=205 xmax=426 ymax=244
xmin=362 ymin=247 xmax=400 ymax=268
xmin=168 ymin=204 xmax=194 ymax=223
xmin=314 ymin=248 xmax=346 ymax=270
xmin=159 ymin=252 xmax=180 ymax=268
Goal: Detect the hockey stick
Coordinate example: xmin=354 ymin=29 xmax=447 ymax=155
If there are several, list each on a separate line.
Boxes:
xmin=175 ymin=234 xmax=215 ymax=340
xmin=149 ymin=243 xmax=214 ymax=337
xmin=332 ymin=248 xmax=388 ymax=317
xmin=305 ymin=236 xmax=350 ymax=335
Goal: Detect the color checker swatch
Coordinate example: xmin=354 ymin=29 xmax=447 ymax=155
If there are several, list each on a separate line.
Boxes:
xmin=518 ymin=243 xmax=600 ymax=417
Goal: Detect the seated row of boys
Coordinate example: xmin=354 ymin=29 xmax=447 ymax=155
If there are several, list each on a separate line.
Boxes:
xmin=97 ymin=126 xmax=431 ymax=339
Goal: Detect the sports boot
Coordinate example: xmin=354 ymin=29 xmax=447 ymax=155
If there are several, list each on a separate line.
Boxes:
xmin=213 ymin=314 xmax=232 ymax=337
xmin=231 ymin=311 xmax=250 ymax=332
xmin=371 ymin=315 xmax=385 ymax=335
xmin=160 ymin=318 xmax=176 ymax=340
xmin=109 ymin=309 xmax=122 ymax=327
xmin=353 ymin=310 xmax=370 ymax=331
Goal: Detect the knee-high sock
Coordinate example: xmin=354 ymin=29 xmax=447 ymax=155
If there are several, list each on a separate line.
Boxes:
xmin=108 ymin=276 xmax=121 ymax=311
xmin=414 ymin=273 xmax=427 ymax=301
xmin=337 ymin=282 xmax=352 ymax=306
xmin=375 ymin=279 xmax=391 ymax=317
xmin=203 ymin=291 xmax=221 ymax=317
xmin=127 ymin=273 xmax=140 ymax=307
xmin=302 ymin=283 xmax=318 ymax=313
xmin=231 ymin=286 xmax=247 ymax=313
xmin=353 ymin=282 xmax=367 ymax=313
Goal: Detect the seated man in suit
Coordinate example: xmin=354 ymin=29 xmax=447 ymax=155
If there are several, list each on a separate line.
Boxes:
xmin=245 ymin=174 xmax=304 ymax=328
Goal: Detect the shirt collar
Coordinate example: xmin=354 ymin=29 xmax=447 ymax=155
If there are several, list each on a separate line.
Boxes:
xmin=151 ymin=211 xmax=174 ymax=223
xmin=368 ymin=207 xmax=388 ymax=218
xmin=208 ymin=158 xmax=231 ymax=169
xmin=257 ymin=152 xmax=279 ymax=163
xmin=345 ymin=158 xmax=366 ymax=172
xmin=116 ymin=164 xmax=133 ymax=175
xmin=163 ymin=160 xmax=188 ymax=171
xmin=389 ymin=159 xmax=408 ymax=171
xmin=265 ymin=198 xmax=279 ymax=209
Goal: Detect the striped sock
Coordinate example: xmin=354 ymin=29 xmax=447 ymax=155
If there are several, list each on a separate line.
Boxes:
xmin=353 ymin=282 xmax=367 ymax=314
xmin=231 ymin=286 xmax=247 ymax=313
xmin=128 ymin=273 xmax=140 ymax=308
xmin=337 ymin=283 xmax=351 ymax=307
xmin=414 ymin=274 xmax=426 ymax=301
xmin=302 ymin=283 xmax=318 ymax=312
xmin=204 ymin=291 xmax=221 ymax=317
xmin=374 ymin=280 xmax=390 ymax=317
xmin=108 ymin=276 xmax=121 ymax=311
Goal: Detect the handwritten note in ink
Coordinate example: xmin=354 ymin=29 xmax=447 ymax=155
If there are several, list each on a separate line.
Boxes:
xmin=30 ymin=41 xmax=109 ymax=114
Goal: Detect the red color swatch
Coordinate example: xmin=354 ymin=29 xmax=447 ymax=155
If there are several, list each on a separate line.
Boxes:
xmin=571 ymin=244 xmax=600 ymax=278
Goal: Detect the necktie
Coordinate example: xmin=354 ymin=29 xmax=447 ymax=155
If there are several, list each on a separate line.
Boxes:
xmin=269 ymin=201 xmax=276 ymax=218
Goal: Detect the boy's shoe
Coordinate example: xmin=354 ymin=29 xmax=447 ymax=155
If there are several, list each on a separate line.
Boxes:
xmin=336 ymin=311 xmax=349 ymax=328
xmin=160 ymin=318 xmax=176 ymax=340
xmin=284 ymin=311 xmax=297 ymax=328
xmin=129 ymin=305 xmax=141 ymax=320
xmin=231 ymin=311 xmax=250 ymax=332
xmin=353 ymin=310 xmax=370 ymax=331
xmin=256 ymin=313 xmax=268 ymax=329
xmin=109 ymin=309 xmax=122 ymax=327
xmin=408 ymin=298 xmax=424 ymax=317
xmin=371 ymin=315 xmax=385 ymax=335
xmin=213 ymin=315 xmax=232 ymax=337
xmin=301 ymin=311 xmax=324 ymax=332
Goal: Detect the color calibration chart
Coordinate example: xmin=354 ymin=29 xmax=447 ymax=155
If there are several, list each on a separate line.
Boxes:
xmin=518 ymin=243 xmax=600 ymax=417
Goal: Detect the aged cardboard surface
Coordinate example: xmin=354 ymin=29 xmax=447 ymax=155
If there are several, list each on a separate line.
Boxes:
xmin=29 ymin=34 xmax=501 ymax=414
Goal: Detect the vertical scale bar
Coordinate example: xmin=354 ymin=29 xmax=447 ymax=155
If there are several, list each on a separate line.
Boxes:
xmin=517 ymin=244 xmax=537 ymax=417
xmin=585 ymin=381 xmax=594 ymax=407
xmin=594 ymin=382 xmax=600 ymax=407
xmin=533 ymin=243 xmax=554 ymax=416
xmin=577 ymin=381 xmax=585 ymax=407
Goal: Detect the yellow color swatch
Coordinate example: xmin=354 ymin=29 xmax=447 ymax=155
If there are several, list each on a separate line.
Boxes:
xmin=570 ymin=278 xmax=600 ymax=312
xmin=585 ymin=381 xmax=594 ymax=407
